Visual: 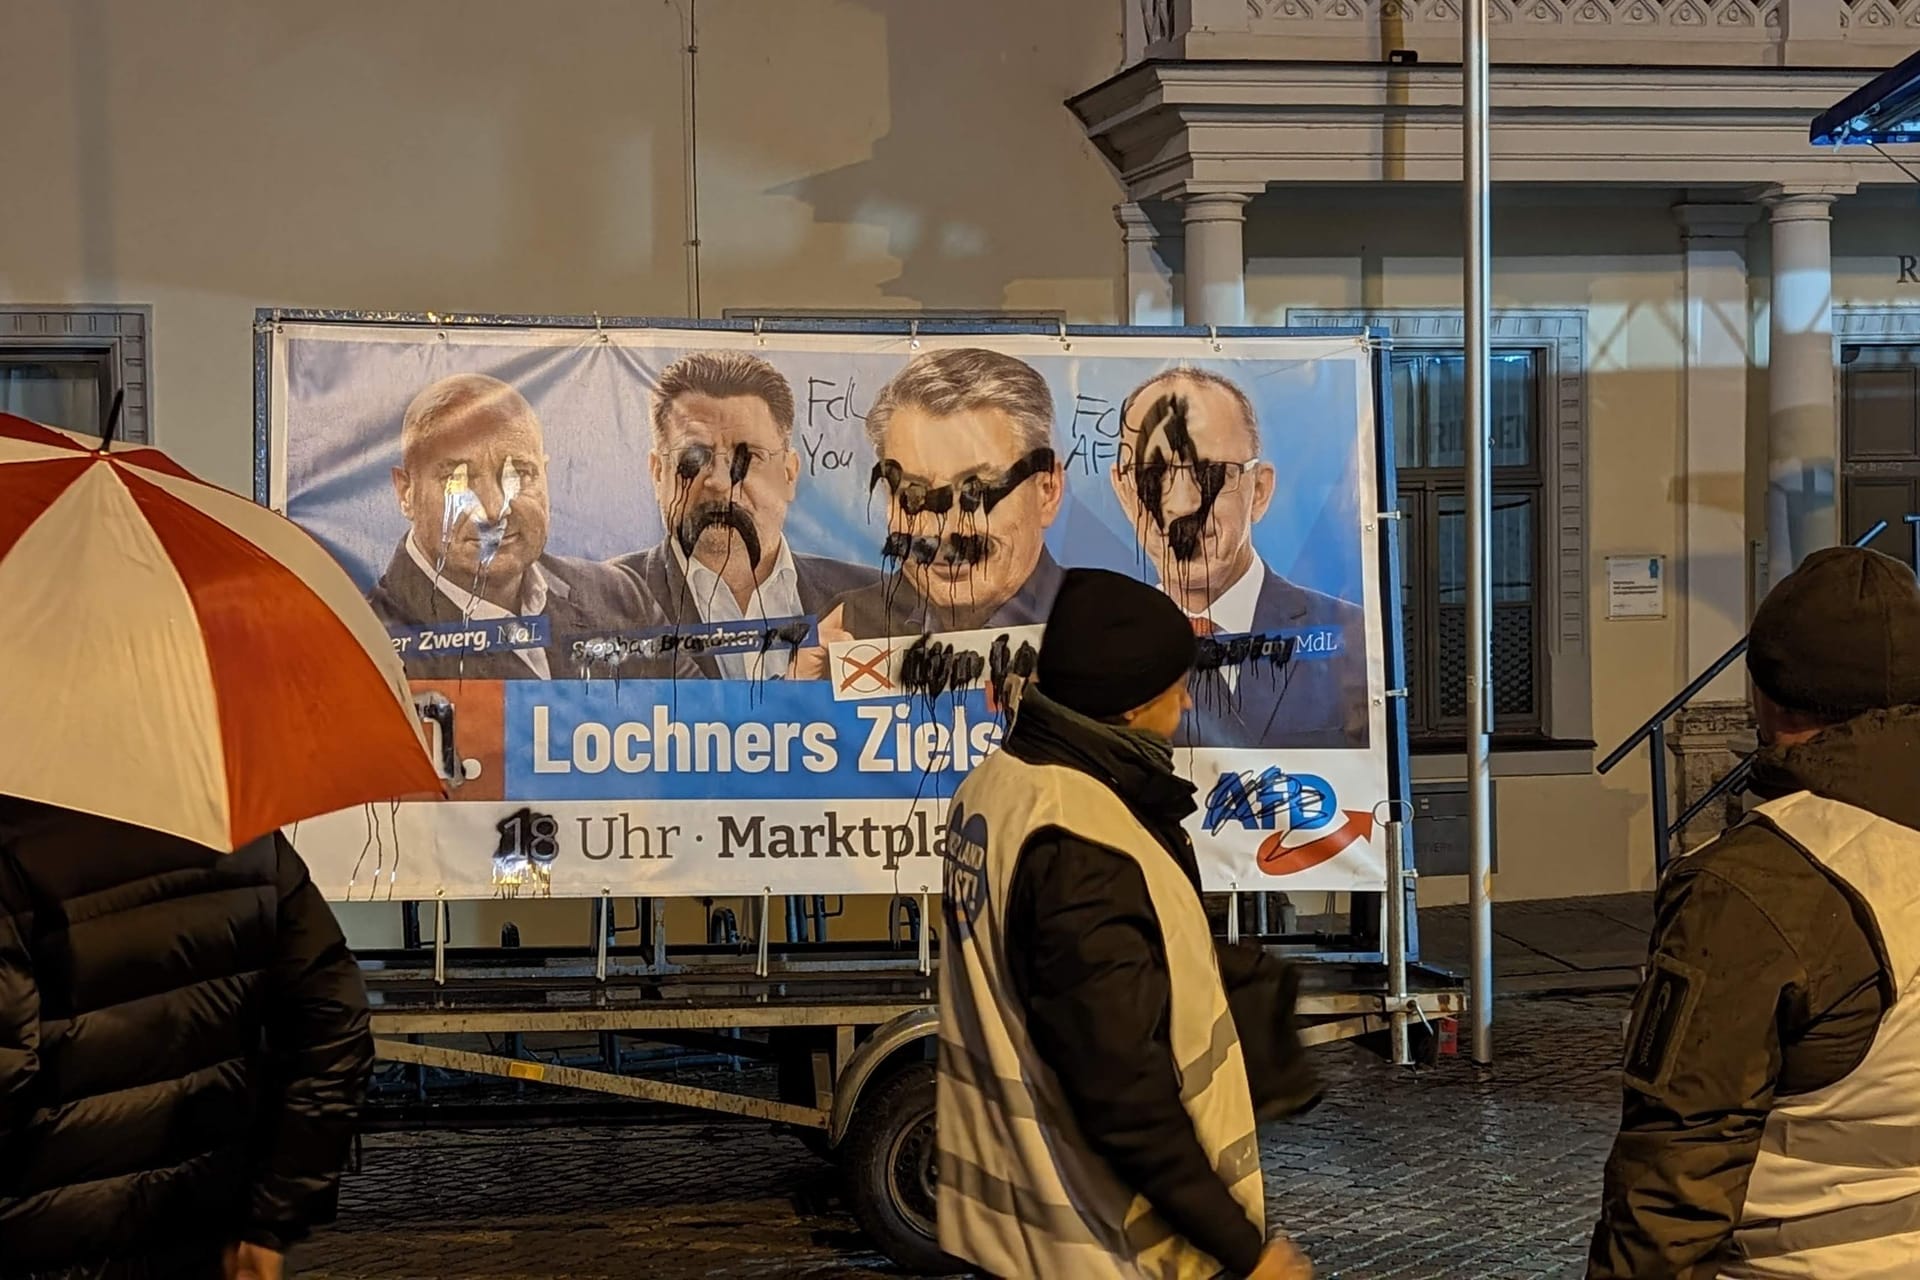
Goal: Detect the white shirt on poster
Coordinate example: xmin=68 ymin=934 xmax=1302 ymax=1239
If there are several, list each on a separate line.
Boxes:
xmin=1166 ymin=553 xmax=1267 ymax=695
xmin=405 ymin=535 xmax=551 ymax=679
xmin=674 ymin=537 xmax=804 ymax=680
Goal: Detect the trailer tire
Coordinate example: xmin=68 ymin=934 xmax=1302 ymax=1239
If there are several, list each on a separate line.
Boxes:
xmin=843 ymin=1063 xmax=965 ymax=1275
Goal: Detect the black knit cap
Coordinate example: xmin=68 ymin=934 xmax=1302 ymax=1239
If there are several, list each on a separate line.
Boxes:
xmin=1036 ymin=567 xmax=1198 ymax=719
xmin=1747 ymin=545 xmax=1920 ymax=717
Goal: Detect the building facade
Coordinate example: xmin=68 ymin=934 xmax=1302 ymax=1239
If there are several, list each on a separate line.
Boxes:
xmin=5 ymin=0 xmax=1913 ymax=934
xmin=1074 ymin=2 xmax=1920 ymax=901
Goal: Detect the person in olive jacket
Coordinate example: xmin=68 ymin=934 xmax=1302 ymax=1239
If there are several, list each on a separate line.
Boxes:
xmin=0 ymin=801 xmax=374 ymax=1279
xmin=1589 ymin=546 xmax=1920 ymax=1278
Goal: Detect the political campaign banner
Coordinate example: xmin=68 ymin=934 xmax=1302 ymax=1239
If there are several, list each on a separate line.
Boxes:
xmin=262 ymin=318 xmax=1399 ymax=901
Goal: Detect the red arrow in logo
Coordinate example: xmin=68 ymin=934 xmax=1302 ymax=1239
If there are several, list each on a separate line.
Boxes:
xmin=1257 ymin=810 xmax=1376 ymax=877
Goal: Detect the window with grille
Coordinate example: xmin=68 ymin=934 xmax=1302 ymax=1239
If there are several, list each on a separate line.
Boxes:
xmin=0 ymin=306 xmax=151 ymax=444
xmin=1391 ymin=350 xmax=1546 ymax=742
xmin=0 ymin=351 xmax=112 ymax=434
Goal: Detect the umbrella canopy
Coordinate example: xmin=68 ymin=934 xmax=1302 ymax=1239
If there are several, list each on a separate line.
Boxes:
xmin=0 ymin=412 xmax=441 ymax=851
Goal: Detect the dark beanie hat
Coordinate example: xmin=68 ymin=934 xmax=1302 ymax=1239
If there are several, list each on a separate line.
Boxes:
xmin=1037 ymin=567 xmax=1197 ymax=719
xmin=1747 ymin=545 xmax=1920 ymax=717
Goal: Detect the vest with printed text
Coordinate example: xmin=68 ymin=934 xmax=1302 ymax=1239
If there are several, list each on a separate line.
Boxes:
xmin=935 ymin=748 xmax=1264 ymax=1280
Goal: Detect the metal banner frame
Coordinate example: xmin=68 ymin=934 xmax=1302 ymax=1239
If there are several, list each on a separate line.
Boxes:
xmin=252 ymin=310 xmax=1425 ymax=970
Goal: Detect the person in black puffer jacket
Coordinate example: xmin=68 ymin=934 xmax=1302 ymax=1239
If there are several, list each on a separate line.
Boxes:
xmin=0 ymin=800 xmax=374 ymax=1279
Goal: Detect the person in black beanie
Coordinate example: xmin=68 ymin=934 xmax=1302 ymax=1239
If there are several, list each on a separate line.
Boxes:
xmin=935 ymin=568 xmax=1315 ymax=1280
xmin=1591 ymin=546 xmax=1920 ymax=1279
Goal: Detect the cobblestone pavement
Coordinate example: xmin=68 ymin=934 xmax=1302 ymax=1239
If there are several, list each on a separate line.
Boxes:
xmin=296 ymin=995 xmax=1625 ymax=1280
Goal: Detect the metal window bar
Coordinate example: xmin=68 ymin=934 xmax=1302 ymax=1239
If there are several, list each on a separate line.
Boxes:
xmin=1598 ymin=520 xmax=1895 ymax=873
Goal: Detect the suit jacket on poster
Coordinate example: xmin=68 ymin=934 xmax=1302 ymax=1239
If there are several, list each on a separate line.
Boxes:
xmin=608 ymin=542 xmax=879 ymax=678
xmin=366 ymin=540 xmax=694 ymax=681
xmin=1178 ymin=567 xmax=1369 ymax=751
xmin=827 ymin=548 xmax=1066 ymax=640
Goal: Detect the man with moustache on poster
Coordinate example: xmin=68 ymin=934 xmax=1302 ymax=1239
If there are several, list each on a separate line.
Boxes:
xmin=367 ymin=372 xmax=688 ymax=681
xmin=799 ymin=347 xmax=1066 ymax=672
xmin=1113 ymin=368 xmax=1368 ymax=750
xmin=612 ymin=350 xmax=878 ymax=679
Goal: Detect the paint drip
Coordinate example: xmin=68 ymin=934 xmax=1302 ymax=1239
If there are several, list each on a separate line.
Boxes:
xmin=677 ymin=500 xmax=763 ymax=569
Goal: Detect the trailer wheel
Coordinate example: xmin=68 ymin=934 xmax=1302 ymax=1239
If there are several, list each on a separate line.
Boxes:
xmin=843 ymin=1063 xmax=964 ymax=1275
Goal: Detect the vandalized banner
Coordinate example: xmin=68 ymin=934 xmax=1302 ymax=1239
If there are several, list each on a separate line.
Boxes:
xmin=263 ymin=318 xmax=1399 ymax=899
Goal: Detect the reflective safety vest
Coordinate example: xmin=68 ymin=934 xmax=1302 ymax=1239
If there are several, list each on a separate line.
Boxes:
xmin=935 ymin=748 xmax=1264 ymax=1279
xmin=1725 ymin=792 xmax=1920 ymax=1278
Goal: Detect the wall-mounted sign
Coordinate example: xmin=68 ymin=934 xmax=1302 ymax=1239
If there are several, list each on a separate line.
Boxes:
xmin=1607 ymin=555 xmax=1667 ymax=620
xmin=1899 ymin=254 xmax=1919 ymax=284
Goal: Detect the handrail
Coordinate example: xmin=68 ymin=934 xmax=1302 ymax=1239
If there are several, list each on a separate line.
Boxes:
xmin=1597 ymin=519 xmax=1890 ymax=777
xmin=1669 ymin=755 xmax=1752 ymax=836
xmin=1596 ymin=519 xmax=1899 ymax=874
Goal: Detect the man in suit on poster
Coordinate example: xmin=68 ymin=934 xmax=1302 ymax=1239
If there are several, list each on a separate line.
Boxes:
xmin=801 ymin=347 xmax=1067 ymax=672
xmin=368 ymin=372 xmax=689 ymax=681
xmin=612 ymin=350 xmax=877 ymax=680
xmin=1113 ymin=367 xmax=1369 ymax=750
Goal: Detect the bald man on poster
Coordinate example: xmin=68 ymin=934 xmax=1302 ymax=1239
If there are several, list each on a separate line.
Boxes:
xmin=1112 ymin=368 xmax=1368 ymax=751
xmin=367 ymin=373 xmax=689 ymax=681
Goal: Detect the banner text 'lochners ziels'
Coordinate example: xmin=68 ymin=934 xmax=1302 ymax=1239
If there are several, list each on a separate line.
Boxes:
xmin=507 ymin=679 xmax=1004 ymax=802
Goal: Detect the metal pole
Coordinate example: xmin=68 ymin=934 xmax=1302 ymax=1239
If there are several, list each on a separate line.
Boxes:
xmin=433 ymin=896 xmax=448 ymax=987
xmin=1464 ymin=0 xmax=1495 ymax=1066
xmin=1650 ymin=724 xmax=1672 ymax=875
xmin=756 ymin=890 xmax=771 ymax=979
xmin=1385 ymin=820 xmax=1412 ymax=1066
xmin=595 ymin=892 xmax=611 ymax=983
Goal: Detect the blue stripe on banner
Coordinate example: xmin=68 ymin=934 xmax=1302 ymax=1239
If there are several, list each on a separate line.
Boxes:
xmin=390 ymin=615 xmax=550 ymax=658
xmin=564 ymin=615 xmax=818 ymax=667
xmin=505 ymin=680 xmax=1002 ymax=801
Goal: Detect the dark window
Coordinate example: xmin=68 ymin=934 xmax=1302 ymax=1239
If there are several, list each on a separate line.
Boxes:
xmin=0 ymin=349 xmax=112 ymax=435
xmin=1839 ymin=344 xmax=1920 ymax=571
xmin=1392 ymin=350 xmax=1546 ymax=743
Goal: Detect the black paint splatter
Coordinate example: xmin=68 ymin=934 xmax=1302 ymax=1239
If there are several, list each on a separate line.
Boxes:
xmin=1132 ymin=394 xmax=1231 ymax=563
xmin=881 ymin=530 xmax=990 ymax=568
xmin=675 ymin=500 xmax=764 ymax=570
xmin=870 ymin=449 xmax=1055 ymax=519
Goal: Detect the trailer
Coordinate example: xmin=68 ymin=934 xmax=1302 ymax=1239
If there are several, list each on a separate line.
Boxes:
xmin=258 ymin=311 xmax=1474 ymax=1271
xmin=356 ymin=892 xmax=1461 ymax=1270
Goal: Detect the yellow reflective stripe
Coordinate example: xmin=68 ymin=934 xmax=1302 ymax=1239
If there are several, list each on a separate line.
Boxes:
xmin=1120 ymin=1204 xmax=1178 ymax=1257
xmin=1178 ymin=1010 xmax=1239 ymax=1105
xmin=938 ymin=1036 xmax=1040 ymax=1121
xmin=1739 ymin=1191 xmax=1920 ymax=1260
xmin=1762 ymin=1117 xmax=1920 ymax=1171
xmin=938 ymin=1149 xmax=1121 ymax=1252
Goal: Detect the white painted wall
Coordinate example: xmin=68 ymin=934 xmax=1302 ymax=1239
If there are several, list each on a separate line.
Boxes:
xmin=0 ymin=0 xmax=1123 ymax=946
xmin=0 ymin=0 xmax=1125 ymax=494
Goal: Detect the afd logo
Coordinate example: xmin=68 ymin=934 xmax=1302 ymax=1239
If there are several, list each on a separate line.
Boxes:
xmin=1204 ymin=766 xmax=1376 ymax=877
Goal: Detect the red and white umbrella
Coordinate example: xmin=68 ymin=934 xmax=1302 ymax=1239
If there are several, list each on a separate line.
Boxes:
xmin=0 ymin=412 xmax=440 ymax=851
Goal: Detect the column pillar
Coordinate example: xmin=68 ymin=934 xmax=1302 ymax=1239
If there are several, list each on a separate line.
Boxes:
xmin=1668 ymin=202 xmax=1761 ymax=849
xmin=1179 ymin=188 xmax=1256 ymax=327
xmin=1675 ymin=203 xmax=1758 ymax=693
xmin=1763 ymin=184 xmax=1847 ymax=584
xmin=1116 ymin=202 xmax=1180 ymax=326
